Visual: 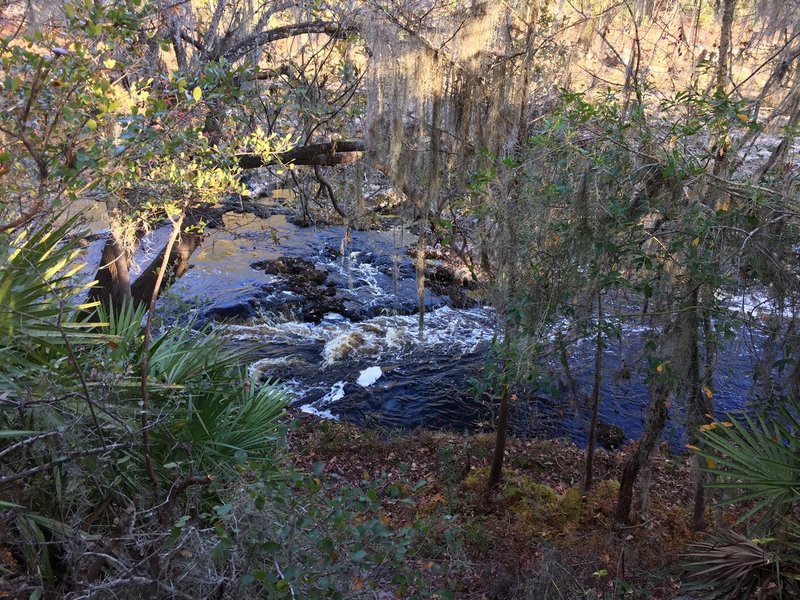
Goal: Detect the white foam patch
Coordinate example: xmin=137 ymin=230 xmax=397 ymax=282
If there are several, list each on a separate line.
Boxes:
xmin=248 ymin=355 xmax=306 ymax=379
xmin=318 ymin=381 xmax=346 ymax=404
xmin=223 ymin=306 xmax=498 ymax=366
xmin=716 ymin=288 xmax=794 ymax=318
xmin=357 ymin=366 xmax=383 ymax=387
xmin=300 ymin=404 xmax=339 ymax=420
xmin=323 ymin=331 xmax=370 ymax=366
xmin=299 ymin=381 xmax=346 ymax=420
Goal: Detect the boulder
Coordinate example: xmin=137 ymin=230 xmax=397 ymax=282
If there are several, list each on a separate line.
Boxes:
xmin=252 ymin=257 xmax=328 ymax=286
xmin=596 ymin=421 xmax=625 ymax=450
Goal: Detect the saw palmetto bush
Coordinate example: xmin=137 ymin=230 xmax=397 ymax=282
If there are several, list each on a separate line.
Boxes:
xmin=92 ymin=300 xmax=288 ymax=487
xmin=0 ymin=216 xmax=101 ymax=381
xmin=683 ymin=403 xmax=800 ymax=598
xmin=0 ymin=218 xmax=289 ymax=594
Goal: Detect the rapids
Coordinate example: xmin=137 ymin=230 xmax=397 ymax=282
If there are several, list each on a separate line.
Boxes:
xmin=84 ymin=211 xmax=790 ymax=449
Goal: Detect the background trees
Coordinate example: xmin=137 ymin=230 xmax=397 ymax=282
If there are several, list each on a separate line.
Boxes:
xmin=1 ymin=0 xmax=364 ymax=316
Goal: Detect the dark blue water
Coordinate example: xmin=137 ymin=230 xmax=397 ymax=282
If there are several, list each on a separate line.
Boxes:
xmin=87 ymin=214 xmax=793 ymax=450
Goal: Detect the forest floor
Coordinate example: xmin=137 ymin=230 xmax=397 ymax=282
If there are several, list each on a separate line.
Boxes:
xmin=286 ymin=411 xmax=726 ymax=599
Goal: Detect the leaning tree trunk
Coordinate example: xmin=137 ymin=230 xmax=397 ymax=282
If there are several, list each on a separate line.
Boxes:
xmin=130 ymin=232 xmax=203 ymax=309
xmin=488 ymin=355 xmax=512 ymax=488
xmin=86 ymin=227 xmax=204 ymax=318
xmin=615 ymin=380 xmax=669 ymax=524
xmin=85 ymin=235 xmax=133 ymax=314
xmin=83 ymin=140 xmax=366 ymax=319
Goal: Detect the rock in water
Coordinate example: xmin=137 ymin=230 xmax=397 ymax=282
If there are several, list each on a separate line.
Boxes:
xmin=252 ymin=257 xmax=329 ymax=285
xmin=357 ymin=366 xmax=383 ymax=387
xmin=596 ymin=422 xmax=625 ymax=450
xmin=249 ymin=257 xmax=353 ymax=323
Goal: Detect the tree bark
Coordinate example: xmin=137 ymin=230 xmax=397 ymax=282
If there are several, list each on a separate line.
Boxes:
xmin=488 ymin=370 xmax=511 ymax=488
xmin=85 ymin=229 xmax=203 ymax=319
xmin=222 ymin=21 xmax=357 ymax=64
xmin=615 ymin=381 xmax=669 ymax=524
xmin=690 ymin=292 xmax=715 ymax=530
xmin=715 ymin=0 xmax=736 ymax=96
xmin=130 ymin=232 xmax=203 ymax=309
xmin=85 ymin=236 xmax=132 ymax=314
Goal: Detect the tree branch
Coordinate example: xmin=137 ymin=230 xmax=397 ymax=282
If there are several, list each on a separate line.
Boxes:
xmin=237 ymin=140 xmax=364 ymax=169
xmin=314 ymin=164 xmax=347 ymax=218
xmin=223 ymin=21 xmax=357 ymax=64
xmin=0 ymin=443 xmax=130 ymax=489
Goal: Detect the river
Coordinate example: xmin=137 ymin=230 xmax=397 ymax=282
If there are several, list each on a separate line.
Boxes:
xmin=85 ymin=211 xmax=792 ymax=450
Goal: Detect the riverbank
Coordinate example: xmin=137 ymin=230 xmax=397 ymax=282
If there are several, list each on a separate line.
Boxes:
xmin=285 ymin=411 xmax=710 ymax=599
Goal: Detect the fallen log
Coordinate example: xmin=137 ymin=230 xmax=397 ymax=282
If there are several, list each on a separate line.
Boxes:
xmin=237 ymin=140 xmax=364 ymax=169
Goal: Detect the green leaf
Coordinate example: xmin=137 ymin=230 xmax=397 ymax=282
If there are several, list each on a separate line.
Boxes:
xmin=0 ymin=430 xmax=36 ymax=438
xmin=192 ymin=86 xmax=202 ymax=102
xmin=351 ymin=549 xmax=367 ymax=562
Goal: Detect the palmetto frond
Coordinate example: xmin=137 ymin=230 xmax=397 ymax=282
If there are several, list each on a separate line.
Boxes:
xmin=95 ymin=297 xmax=288 ymax=482
xmin=683 ymin=401 xmax=800 ymax=598
xmin=683 ymin=529 xmax=775 ymax=598
xmin=161 ymin=375 xmax=287 ymax=472
xmin=697 ymin=406 xmax=800 ymax=524
xmin=2 ymin=218 xmax=288 ymax=495
xmin=0 ymin=215 xmax=105 ymax=393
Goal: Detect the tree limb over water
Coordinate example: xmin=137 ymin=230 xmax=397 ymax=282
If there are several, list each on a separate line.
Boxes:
xmin=237 ymin=140 xmax=365 ymax=169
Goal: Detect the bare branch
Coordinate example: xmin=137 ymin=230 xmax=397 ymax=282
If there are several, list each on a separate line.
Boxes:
xmin=0 ymin=443 xmax=130 ymax=488
xmin=222 ymin=21 xmax=357 ymax=64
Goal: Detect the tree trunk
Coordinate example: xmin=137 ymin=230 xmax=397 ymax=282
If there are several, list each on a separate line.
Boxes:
xmin=237 ymin=140 xmax=364 ymax=169
xmin=85 ymin=235 xmax=133 ymax=314
xmin=85 ymin=228 xmax=203 ymax=318
xmin=715 ymin=0 xmax=737 ymax=96
xmin=488 ymin=368 xmax=511 ymax=488
xmin=690 ymin=296 xmax=715 ymax=530
xmin=130 ymin=232 xmax=203 ymax=309
xmin=615 ymin=381 xmax=669 ymax=524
